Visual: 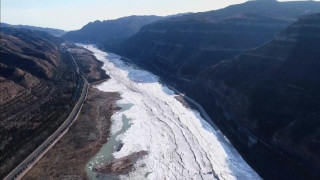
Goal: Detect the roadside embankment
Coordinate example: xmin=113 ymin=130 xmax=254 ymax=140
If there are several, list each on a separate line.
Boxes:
xmin=23 ymin=87 xmax=120 ymax=180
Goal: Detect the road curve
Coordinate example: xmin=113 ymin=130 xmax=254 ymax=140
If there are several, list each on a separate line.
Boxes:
xmin=4 ymin=50 xmax=89 ymax=180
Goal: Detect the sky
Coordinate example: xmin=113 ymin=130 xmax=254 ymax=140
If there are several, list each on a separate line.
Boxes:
xmin=0 ymin=0 xmax=316 ymax=31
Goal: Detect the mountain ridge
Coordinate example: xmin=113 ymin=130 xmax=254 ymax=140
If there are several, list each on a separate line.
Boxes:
xmin=118 ymin=12 xmax=292 ymax=77
xmin=62 ymin=15 xmax=165 ymax=47
xmin=0 ymin=23 xmax=66 ymax=37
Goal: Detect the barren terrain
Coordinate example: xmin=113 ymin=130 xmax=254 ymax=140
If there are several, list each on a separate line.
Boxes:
xmin=23 ymin=87 xmax=119 ymax=180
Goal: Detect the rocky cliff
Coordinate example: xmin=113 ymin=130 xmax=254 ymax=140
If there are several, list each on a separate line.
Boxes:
xmin=200 ymin=13 xmax=320 ymax=179
xmin=118 ymin=0 xmax=320 ymax=78
xmin=120 ymin=13 xmax=291 ymax=77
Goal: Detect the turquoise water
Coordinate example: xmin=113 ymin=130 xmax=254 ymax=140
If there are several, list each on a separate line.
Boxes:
xmin=86 ymin=103 xmax=133 ymax=180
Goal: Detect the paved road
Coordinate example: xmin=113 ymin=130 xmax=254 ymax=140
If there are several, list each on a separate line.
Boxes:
xmin=4 ymin=49 xmax=89 ymax=180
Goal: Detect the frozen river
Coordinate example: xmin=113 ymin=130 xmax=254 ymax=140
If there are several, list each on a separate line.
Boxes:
xmin=82 ymin=45 xmax=261 ymax=180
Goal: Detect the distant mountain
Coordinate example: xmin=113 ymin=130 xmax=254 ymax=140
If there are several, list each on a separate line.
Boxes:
xmin=200 ymin=13 xmax=320 ymax=179
xmin=0 ymin=23 xmax=66 ymax=37
xmin=62 ymin=15 xmax=164 ymax=47
xmin=117 ymin=0 xmax=320 ymax=78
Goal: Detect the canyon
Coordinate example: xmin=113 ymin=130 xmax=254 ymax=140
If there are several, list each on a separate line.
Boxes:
xmin=2 ymin=0 xmax=320 ymax=179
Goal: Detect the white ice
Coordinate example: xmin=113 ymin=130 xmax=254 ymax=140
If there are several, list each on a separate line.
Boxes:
xmin=82 ymin=45 xmax=262 ymax=180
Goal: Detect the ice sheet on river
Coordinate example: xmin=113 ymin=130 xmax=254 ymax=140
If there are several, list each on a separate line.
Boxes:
xmin=83 ymin=45 xmax=261 ymax=180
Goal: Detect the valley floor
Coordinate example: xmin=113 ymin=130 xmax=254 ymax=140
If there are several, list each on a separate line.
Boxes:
xmin=23 ymin=87 xmax=120 ymax=180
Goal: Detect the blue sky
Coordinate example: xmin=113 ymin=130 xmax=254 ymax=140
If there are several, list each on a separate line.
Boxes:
xmin=0 ymin=0 xmax=314 ymax=30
